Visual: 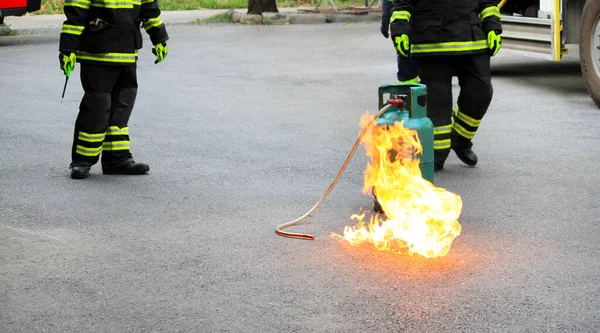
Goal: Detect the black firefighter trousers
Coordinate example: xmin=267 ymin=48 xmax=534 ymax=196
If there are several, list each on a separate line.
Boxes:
xmin=71 ymin=63 xmax=138 ymax=168
xmin=416 ymin=53 xmax=493 ymax=164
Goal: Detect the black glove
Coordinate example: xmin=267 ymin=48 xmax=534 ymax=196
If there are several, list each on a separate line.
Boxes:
xmin=381 ymin=16 xmax=390 ymax=39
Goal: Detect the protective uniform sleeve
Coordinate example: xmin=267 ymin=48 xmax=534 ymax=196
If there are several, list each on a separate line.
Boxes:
xmin=59 ymin=0 xmax=90 ymax=54
xmin=382 ymin=0 xmax=392 ymax=19
xmin=389 ymin=0 xmax=414 ymax=38
xmin=480 ymin=0 xmax=502 ymax=34
xmin=140 ymin=0 xmax=169 ymax=45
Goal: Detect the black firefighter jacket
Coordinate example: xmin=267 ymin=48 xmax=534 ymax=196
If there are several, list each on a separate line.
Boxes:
xmin=390 ymin=0 xmax=502 ymax=57
xmin=59 ymin=0 xmax=169 ymax=65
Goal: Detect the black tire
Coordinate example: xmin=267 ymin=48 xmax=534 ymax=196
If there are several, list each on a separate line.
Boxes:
xmin=580 ymin=0 xmax=600 ymax=108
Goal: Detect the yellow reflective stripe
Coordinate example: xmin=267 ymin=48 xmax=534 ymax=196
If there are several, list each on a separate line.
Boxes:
xmin=90 ymin=0 xmax=133 ymax=8
xmin=133 ymin=0 xmax=141 ymax=4
xmin=481 ymin=6 xmax=501 ymax=20
xmin=76 ymin=51 xmax=137 ymax=63
xmin=412 ymin=40 xmax=488 ymax=54
xmin=106 ymin=126 xmax=129 ymax=135
xmin=434 ymin=139 xmax=451 ymax=150
xmin=61 ymin=24 xmax=85 ymax=35
xmin=64 ymin=0 xmax=90 ymax=8
xmin=76 ymin=145 xmax=102 ymax=156
xmin=434 ymin=125 xmax=452 ymax=135
xmin=78 ymin=131 xmax=106 ymax=142
xmin=398 ymin=77 xmax=419 ymax=84
xmin=144 ymin=17 xmax=164 ymax=30
xmin=390 ymin=11 xmax=411 ymax=23
xmin=141 ymin=0 xmax=153 ymax=3
xmin=102 ymin=141 xmax=131 ymax=151
xmin=453 ymin=123 xmax=476 ymax=139
xmin=454 ymin=106 xmax=481 ymax=127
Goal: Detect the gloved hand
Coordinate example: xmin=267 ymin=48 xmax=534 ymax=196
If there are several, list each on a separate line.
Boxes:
xmin=59 ymin=52 xmax=76 ymax=75
xmin=488 ymin=30 xmax=501 ymax=56
xmin=152 ymin=42 xmax=168 ymax=64
xmin=381 ymin=16 xmax=390 ymax=38
xmin=394 ymin=34 xmax=410 ymax=57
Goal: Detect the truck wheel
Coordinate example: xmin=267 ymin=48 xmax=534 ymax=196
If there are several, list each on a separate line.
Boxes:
xmin=580 ymin=0 xmax=600 ymax=108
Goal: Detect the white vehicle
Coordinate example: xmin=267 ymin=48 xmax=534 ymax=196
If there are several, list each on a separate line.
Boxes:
xmin=499 ymin=0 xmax=600 ymax=107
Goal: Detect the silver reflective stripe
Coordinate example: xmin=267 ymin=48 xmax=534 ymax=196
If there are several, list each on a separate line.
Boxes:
xmin=103 ymin=141 xmax=131 ymax=151
xmin=78 ymin=131 xmax=106 ymax=142
xmin=454 ymin=106 xmax=481 ymax=127
xmin=76 ymin=51 xmax=138 ymax=63
xmin=64 ymin=0 xmax=91 ymax=8
xmin=434 ymin=139 xmax=451 ymax=150
xmin=90 ymin=0 xmax=133 ymax=8
xmin=107 ymin=126 xmax=129 ymax=136
xmin=76 ymin=145 xmax=102 ymax=156
xmin=61 ymin=24 xmax=85 ymax=35
xmin=390 ymin=11 xmax=411 ymax=23
xmin=434 ymin=125 xmax=452 ymax=135
xmin=481 ymin=6 xmax=501 ymax=20
xmin=453 ymin=123 xmax=476 ymax=139
xmin=412 ymin=40 xmax=488 ymax=53
xmin=144 ymin=17 xmax=164 ymax=30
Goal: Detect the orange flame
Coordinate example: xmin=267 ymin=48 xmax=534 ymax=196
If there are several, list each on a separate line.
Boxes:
xmin=334 ymin=111 xmax=463 ymax=258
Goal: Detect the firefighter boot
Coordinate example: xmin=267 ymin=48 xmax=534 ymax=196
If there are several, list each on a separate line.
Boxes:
xmin=434 ymin=149 xmax=450 ymax=172
xmin=451 ymin=133 xmax=478 ymax=166
xmin=70 ymin=165 xmax=91 ymax=179
xmin=103 ymin=159 xmax=150 ymax=175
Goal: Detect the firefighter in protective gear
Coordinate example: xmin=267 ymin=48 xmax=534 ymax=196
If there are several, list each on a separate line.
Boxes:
xmin=381 ymin=0 xmax=419 ymax=83
xmin=59 ymin=0 xmax=169 ymax=179
xmin=390 ymin=0 xmax=502 ymax=171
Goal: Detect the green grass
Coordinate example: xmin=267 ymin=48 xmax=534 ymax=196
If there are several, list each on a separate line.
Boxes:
xmin=35 ymin=0 xmax=369 ymax=14
xmin=195 ymin=11 xmax=235 ymax=23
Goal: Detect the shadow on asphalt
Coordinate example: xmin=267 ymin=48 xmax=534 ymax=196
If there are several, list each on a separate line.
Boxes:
xmin=492 ymin=59 xmax=589 ymax=96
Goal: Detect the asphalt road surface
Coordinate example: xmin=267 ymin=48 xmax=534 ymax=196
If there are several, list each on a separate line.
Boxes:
xmin=1 ymin=23 xmax=599 ymax=332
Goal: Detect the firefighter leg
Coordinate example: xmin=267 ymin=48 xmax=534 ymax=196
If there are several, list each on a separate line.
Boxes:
xmin=397 ymin=51 xmax=419 ymax=83
xmin=416 ymin=56 xmax=455 ymax=171
xmin=101 ymin=66 xmax=149 ymax=175
xmin=71 ymin=64 xmax=120 ymax=178
xmin=452 ymin=54 xmax=493 ymax=166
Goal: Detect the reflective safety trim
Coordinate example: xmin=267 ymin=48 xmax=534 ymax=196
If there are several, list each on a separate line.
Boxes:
xmin=454 ymin=105 xmax=481 ymax=127
xmin=90 ymin=0 xmax=133 ymax=8
xmin=102 ymin=141 xmax=131 ymax=151
xmin=78 ymin=131 xmax=106 ymax=142
xmin=141 ymin=0 xmax=153 ymax=3
xmin=398 ymin=77 xmax=419 ymax=84
xmin=106 ymin=126 xmax=129 ymax=136
xmin=453 ymin=122 xmax=476 ymax=139
xmin=411 ymin=40 xmax=488 ymax=54
xmin=76 ymin=145 xmax=102 ymax=156
xmin=64 ymin=0 xmax=91 ymax=9
xmin=390 ymin=11 xmax=411 ymax=23
xmin=481 ymin=6 xmax=501 ymax=20
xmin=76 ymin=51 xmax=138 ymax=63
xmin=144 ymin=16 xmax=164 ymax=31
xmin=133 ymin=0 xmax=141 ymax=4
xmin=61 ymin=24 xmax=85 ymax=35
xmin=434 ymin=124 xmax=452 ymax=135
xmin=434 ymin=139 xmax=451 ymax=150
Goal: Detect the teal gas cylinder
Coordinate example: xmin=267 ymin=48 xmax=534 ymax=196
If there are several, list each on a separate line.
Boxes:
xmin=373 ymin=83 xmax=434 ymax=212
xmin=377 ymin=83 xmax=434 ymax=182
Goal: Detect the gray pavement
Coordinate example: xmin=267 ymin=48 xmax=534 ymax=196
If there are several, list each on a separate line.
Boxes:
xmin=1 ymin=23 xmax=600 ymax=332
